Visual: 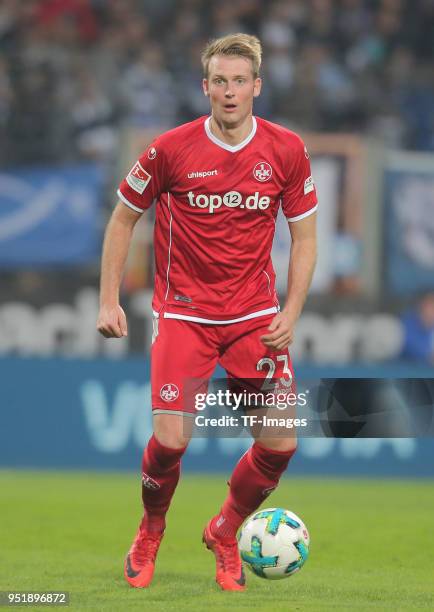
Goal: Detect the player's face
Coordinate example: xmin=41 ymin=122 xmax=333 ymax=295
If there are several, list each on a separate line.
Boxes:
xmin=203 ymin=55 xmax=261 ymax=128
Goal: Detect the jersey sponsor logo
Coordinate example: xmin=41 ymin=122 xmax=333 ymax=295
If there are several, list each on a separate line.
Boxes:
xmin=187 ymin=170 xmax=218 ymax=178
xmin=253 ymin=161 xmax=272 ymax=182
xmin=304 ymin=176 xmax=315 ymax=195
xmin=126 ymin=161 xmax=151 ymax=194
xmin=148 ymin=147 xmax=157 ymax=160
xmin=187 ymin=190 xmax=271 ymax=214
xmin=160 ymin=383 xmax=179 ymax=402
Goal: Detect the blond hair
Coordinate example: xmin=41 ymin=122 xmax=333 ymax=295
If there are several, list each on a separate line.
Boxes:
xmin=201 ymin=33 xmax=262 ymax=78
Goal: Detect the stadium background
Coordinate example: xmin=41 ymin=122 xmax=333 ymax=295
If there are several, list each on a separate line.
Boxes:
xmin=1 ymin=2 xmax=433 ymax=609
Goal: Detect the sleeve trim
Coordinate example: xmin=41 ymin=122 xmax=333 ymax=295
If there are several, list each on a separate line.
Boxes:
xmin=286 ymin=203 xmax=318 ymax=223
xmin=117 ymin=189 xmax=144 ymax=213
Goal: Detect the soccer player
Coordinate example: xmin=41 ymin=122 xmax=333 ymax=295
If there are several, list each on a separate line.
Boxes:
xmin=97 ymin=33 xmax=317 ymax=591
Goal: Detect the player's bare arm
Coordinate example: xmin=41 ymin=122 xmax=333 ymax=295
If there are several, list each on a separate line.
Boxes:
xmin=97 ymin=201 xmax=141 ymax=338
xmin=261 ymin=212 xmax=317 ymax=350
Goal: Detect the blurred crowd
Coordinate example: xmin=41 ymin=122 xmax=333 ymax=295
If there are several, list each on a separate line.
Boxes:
xmin=0 ymin=0 xmax=433 ymax=168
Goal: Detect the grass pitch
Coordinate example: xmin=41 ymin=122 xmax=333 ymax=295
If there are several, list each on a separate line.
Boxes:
xmin=0 ymin=470 xmax=433 ymax=611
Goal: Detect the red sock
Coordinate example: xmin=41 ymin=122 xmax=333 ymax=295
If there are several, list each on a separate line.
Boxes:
xmin=210 ymin=442 xmax=296 ymax=539
xmin=140 ymin=434 xmax=187 ymax=533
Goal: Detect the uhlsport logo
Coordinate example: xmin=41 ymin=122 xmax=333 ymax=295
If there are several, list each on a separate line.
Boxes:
xmin=187 ymin=169 xmax=218 ymax=178
xmin=160 ymin=383 xmax=179 ymax=402
xmin=187 ymin=190 xmax=270 ymax=214
xmin=148 ymin=147 xmax=157 ymax=160
xmin=253 ymin=161 xmax=272 ymax=182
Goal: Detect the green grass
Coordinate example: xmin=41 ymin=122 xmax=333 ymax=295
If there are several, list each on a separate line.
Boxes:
xmin=0 ymin=471 xmax=433 ymax=611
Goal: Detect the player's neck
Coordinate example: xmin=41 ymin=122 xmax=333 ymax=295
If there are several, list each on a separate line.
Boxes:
xmin=209 ymin=114 xmax=254 ymax=146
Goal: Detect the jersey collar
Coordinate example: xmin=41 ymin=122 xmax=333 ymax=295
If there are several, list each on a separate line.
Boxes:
xmin=204 ymin=116 xmax=257 ymax=153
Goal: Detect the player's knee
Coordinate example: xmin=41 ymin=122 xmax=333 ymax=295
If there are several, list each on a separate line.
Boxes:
xmin=153 ymin=414 xmax=191 ymax=450
xmin=250 ymin=438 xmax=297 ymax=481
xmin=154 ymin=428 xmax=190 ymax=450
xmin=279 ymin=438 xmax=298 ymax=454
xmin=256 ymin=436 xmax=298 ymax=454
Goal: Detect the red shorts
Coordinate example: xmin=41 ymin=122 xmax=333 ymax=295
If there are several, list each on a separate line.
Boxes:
xmin=151 ymin=314 xmax=294 ymax=414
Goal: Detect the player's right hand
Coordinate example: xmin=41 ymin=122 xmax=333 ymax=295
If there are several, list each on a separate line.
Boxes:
xmin=97 ymin=304 xmax=128 ymax=338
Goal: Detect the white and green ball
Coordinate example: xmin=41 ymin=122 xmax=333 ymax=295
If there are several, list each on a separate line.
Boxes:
xmin=238 ymin=508 xmax=310 ymax=580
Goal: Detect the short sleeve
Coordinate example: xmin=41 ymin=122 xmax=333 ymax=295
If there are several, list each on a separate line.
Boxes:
xmin=117 ymin=139 xmax=168 ymax=213
xmin=281 ymin=136 xmax=318 ymax=222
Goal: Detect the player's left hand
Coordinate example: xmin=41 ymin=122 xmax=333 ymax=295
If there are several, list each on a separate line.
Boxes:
xmin=260 ymin=312 xmax=295 ymax=350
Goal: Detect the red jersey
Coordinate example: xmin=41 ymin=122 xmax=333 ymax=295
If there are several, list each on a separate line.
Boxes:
xmin=117 ymin=115 xmax=317 ymax=323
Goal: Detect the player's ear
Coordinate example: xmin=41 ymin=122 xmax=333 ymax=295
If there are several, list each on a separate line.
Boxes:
xmin=202 ymin=78 xmax=209 ymax=96
xmin=253 ymin=77 xmax=262 ymax=98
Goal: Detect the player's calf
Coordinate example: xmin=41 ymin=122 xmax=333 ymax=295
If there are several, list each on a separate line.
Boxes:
xmin=125 ymin=432 xmax=188 ymax=587
xmin=211 ymin=441 xmax=297 ymax=539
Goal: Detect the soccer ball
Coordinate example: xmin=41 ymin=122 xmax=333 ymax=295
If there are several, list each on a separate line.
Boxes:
xmin=238 ymin=508 xmax=310 ymax=579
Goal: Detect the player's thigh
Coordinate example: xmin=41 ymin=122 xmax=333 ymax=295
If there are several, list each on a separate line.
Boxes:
xmin=219 ymin=316 xmax=297 ymax=450
xmin=219 ymin=315 xmax=295 ymax=388
xmin=151 ymin=317 xmax=219 ymax=446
